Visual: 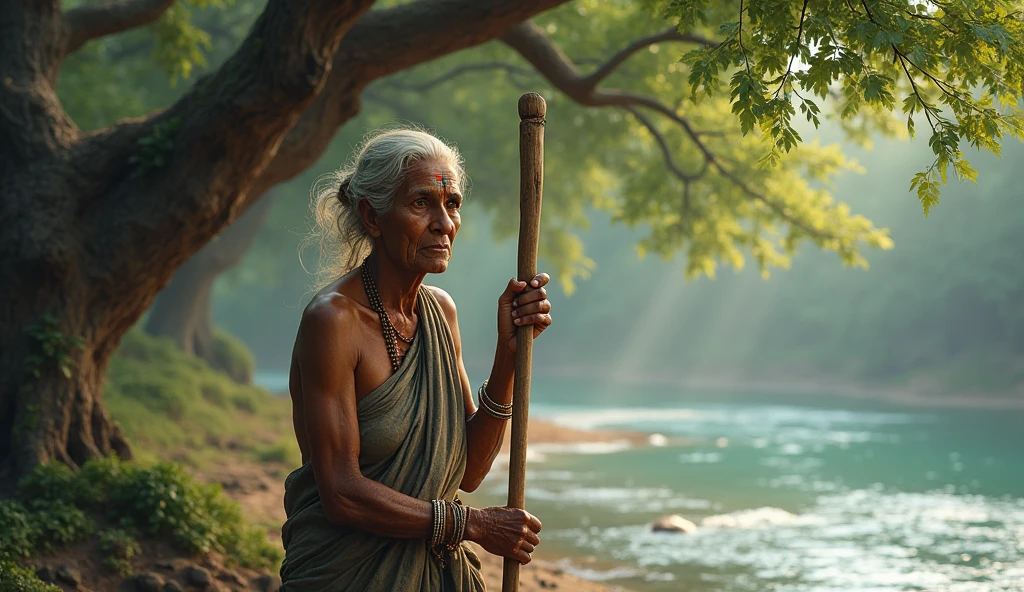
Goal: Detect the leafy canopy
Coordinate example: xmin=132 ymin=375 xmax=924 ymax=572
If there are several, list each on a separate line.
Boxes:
xmin=667 ymin=0 xmax=1024 ymax=215
xmin=56 ymin=0 xmax=1024 ymax=292
xmin=378 ymin=0 xmax=896 ymax=287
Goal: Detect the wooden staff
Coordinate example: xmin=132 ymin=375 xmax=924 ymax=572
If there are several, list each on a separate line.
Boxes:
xmin=502 ymin=92 xmax=546 ymax=592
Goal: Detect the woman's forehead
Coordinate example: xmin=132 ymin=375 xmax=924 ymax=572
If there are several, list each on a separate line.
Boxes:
xmin=407 ymin=159 xmax=458 ymax=184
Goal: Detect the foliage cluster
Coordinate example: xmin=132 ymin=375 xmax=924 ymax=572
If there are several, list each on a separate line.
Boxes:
xmin=0 ymin=457 xmax=280 ymax=572
xmin=666 ymin=0 xmax=1024 ymax=214
xmin=23 ymin=315 xmax=85 ymax=380
xmin=0 ymin=559 xmax=59 ymax=592
xmin=98 ymin=528 xmax=140 ymax=577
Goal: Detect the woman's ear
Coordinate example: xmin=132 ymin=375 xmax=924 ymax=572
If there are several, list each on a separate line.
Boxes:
xmin=358 ymin=199 xmax=382 ymax=238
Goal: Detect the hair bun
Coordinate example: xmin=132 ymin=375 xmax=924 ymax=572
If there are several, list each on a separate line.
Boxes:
xmin=338 ymin=178 xmax=352 ymax=203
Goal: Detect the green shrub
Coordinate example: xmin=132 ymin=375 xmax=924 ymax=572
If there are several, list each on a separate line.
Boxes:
xmin=16 ymin=463 xmax=79 ymax=506
xmin=210 ymin=328 xmax=255 ymax=385
xmin=24 ymin=501 xmax=92 ymax=552
xmin=101 ymin=460 xmax=280 ymax=569
xmin=0 ymin=501 xmax=36 ymax=560
xmin=0 ymin=498 xmax=92 ymax=558
xmin=75 ymin=455 xmax=132 ymax=509
xmin=0 ymin=558 xmax=60 ymax=592
xmin=5 ymin=458 xmax=281 ymax=571
xmin=98 ymin=529 xmax=139 ymax=577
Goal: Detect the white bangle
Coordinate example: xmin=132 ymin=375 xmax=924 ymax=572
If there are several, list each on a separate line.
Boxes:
xmin=478 ymin=380 xmax=512 ymax=419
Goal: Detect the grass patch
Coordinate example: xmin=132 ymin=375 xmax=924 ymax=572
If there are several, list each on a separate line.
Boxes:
xmin=255 ymin=436 xmax=302 ymax=467
xmin=103 ymin=328 xmax=295 ymax=468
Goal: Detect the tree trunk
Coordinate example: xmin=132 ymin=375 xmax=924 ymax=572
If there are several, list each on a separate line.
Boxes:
xmin=145 ymin=193 xmax=274 ymax=371
xmin=0 ymin=296 xmax=133 ymax=487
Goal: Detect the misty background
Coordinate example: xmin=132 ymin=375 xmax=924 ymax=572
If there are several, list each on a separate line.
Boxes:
xmin=209 ymin=120 xmax=1023 ymax=399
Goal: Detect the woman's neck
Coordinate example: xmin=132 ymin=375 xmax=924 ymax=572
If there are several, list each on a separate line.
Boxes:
xmin=366 ymin=251 xmax=423 ymax=317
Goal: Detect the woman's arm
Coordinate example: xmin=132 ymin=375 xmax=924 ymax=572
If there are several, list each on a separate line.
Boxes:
xmin=297 ymin=298 xmax=433 ymax=538
xmin=297 ymin=295 xmax=541 ymax=562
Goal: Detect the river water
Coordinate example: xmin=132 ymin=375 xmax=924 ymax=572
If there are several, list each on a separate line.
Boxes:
xmin=463 ymin=379 xmax=1024 ymax=592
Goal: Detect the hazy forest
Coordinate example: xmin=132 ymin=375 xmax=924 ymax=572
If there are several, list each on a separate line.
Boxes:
xmin=4 ymin=0 xmax=1024 ymax=591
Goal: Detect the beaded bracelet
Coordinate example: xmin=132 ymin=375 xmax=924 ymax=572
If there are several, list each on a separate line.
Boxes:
xmin=444 ymin=500 xmax=468 ymax=550
xmin=430 ymin=499 xmax=446 ymax=549
xmin=478 ymin=380 xmax=512 ymax=420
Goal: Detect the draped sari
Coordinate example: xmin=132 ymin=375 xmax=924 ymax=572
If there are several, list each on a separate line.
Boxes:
xmin=280 ymin=287 xmax=486 ymax=591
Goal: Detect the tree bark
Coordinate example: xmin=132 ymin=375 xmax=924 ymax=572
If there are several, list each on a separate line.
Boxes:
xmin=145 ymin=193 xmax=274 ymax=377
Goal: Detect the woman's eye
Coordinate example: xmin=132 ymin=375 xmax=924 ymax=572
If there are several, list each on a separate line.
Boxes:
xmin=447 ymin=199 xmax=461 ymax=209
xmin=414 ymin=198 xmax=427 ymax=207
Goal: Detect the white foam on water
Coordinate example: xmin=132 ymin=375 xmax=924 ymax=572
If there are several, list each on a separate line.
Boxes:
xmin=550 ymin=488 xmax=1024 ymax=591
xmin=551 ymin=558 xmax=642 ymax=582
xmin=701 ymin=507 xmax=801 ymax=529
xmin=530 ymin=440 xmax=633 ymax=456
xmin=540 ymin=407 xmax=709 ymax=431
xmin=678 ymin=452 xmax=724 ymax=464
xmin=527 ymin=485 xmax=713 ymax=513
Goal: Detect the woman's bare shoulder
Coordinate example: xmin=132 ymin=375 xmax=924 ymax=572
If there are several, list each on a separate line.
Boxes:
xmin=299 ymin=278 xmax=366 ymax=347
xmin=424 ymin=284 xmax=457 ymax=315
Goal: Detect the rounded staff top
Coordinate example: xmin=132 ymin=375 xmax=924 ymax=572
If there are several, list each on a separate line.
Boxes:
xmin=518 ymin=93 xmax=546 ymax=120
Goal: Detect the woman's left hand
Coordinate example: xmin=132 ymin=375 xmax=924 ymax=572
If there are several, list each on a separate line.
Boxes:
xmin=497 ymin=273 xmax=553 ymax=353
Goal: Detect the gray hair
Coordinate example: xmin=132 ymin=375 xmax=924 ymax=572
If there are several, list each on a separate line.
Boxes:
xmin=304 ymin=126 xmax=467 ymax=288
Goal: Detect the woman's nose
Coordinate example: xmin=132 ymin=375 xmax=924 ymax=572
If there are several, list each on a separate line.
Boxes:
xmin=432 ymin=208 xmax=455 ymax=234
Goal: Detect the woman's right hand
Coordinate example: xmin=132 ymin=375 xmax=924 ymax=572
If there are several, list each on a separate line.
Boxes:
xmin=464 ymin=506 xmax=542 ymax=564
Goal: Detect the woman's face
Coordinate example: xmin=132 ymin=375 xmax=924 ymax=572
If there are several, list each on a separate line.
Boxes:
xmin=377 ymin=158 xmax=462 ymax=274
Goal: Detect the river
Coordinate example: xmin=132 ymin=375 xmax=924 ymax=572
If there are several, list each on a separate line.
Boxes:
xmin=464 ymin=378 xmax=1024 ymax=592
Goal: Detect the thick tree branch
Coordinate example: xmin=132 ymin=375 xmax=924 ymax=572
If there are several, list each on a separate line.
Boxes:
xmin=382 ymin=62 xmax=535 ymax=92
xmin=501 ymin=21 xmax=835 ymax=242
xmin=63 ymin=0 xmax=176 ymax=55
xmin=248 ymin=0 xmax=572 ymax=198
xmin=583 ymin=28 xmax=717 ymax=91
xmin=79 ymin=0 xmax=376 ymax=322
xmin=362 ymin=86 xmax=427 ymax=122
xmin=67 ymin=0 xmax=571 ymax=342
xmin=623 ymin=106 xmax=706 ymax=184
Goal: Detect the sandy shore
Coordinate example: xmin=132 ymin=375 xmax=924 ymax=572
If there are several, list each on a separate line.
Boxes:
xmin=472 ymin=543 xmax=627 ymax=592
xmin=498 ymin=415 xmax=651 ymax=452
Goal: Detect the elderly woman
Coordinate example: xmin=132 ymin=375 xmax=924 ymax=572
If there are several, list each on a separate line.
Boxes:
xmin=280 ymin=128 xmax=553 ymax=591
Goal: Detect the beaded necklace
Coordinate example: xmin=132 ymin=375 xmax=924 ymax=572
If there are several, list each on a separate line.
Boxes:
xmin=360 ymin=258 xmax=415 ymax=372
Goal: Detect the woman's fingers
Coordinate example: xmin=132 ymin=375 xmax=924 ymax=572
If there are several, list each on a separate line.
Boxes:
xmin=499 ymin=278 xmax=528 ymax=304
xmin=528 ymin=513 xmax=543 ymax=533
xmin=511 ymin=299 xmax=550 ymax=318
xmin=513 ymin=313 xmax=552 ymax=328
xmin=528 ymin=273 xmax=550 ymax=288
xmin=524 ymin=529 xmax=540 ymax=546
xmin=513 ymin=286 xmax=547 ymax=306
